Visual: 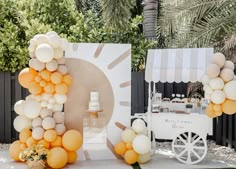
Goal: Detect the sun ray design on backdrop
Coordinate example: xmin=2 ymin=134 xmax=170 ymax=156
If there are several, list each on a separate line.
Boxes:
xmin=65 ymin=43 xmax=131 ymax=160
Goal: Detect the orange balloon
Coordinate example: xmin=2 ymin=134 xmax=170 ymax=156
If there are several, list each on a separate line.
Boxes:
xmin=20 ymin=143 xmax=27 ymax=150
xmin=44 ymin=129 xmax=57 ymax=142
xmin=28 ymin=81 xmax=43 ymax=95
xmin=62 ymin=130 xmax=83 ymax=151
xmin=19 ymin=128 xmax=32 ymax=143
xmin=51 ymin=136 xmax=62 ymax=148
xmin=9 ymin=140 xmax=22 ymax=161
xmin=63 ymin=75 xmax=72 ymax=86
xmin=213 ymin=104 xmax=222 ymax=112
xmin=47 ymin=147 xmax=68 ymax=169
xmin=114 ymin=141 xmax=127 ymax=155
xmin=206 ymin=105 xmax=217 ymax=118
xmin=34 ymin=75 xmax=42 ymax=83
xmin=124 ymin=150 xmax=139 ymax=164
xmin=40 ymin=80 xmax=47 ymax=87
xmin=51 ymin=72 xmax=63 ymax=84
xmin=55 ymin=83 xmax=68 ymax=94
xmin=222 ymin=99 xmax=236 ymax=115
xmin=18 ymin=68 xmax=37 ymax=88
xmin=126 ymin=142 xmax=133 ymax=150
xmin=40 ymin=69 xmax=52 ymax=81
xmin=67 ymin=151 xmax=77 ymax=164
xmin=38 ymin=139 xmax=50 ymax=149
xmin=26 ymin=136 xmax=38 ymax=147
xmin=44 ymin=82 xmax=55 ymax=94
xmin=215 ymin=111 xmax=223 ymax=116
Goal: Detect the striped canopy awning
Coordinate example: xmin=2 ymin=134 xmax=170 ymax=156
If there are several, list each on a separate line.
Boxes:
xmin=145 ymin=48 xmax=213 ymax=83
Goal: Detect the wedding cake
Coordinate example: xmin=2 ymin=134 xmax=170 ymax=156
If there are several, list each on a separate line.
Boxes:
xmin=88 ymin=91 xmax=100 ymax=111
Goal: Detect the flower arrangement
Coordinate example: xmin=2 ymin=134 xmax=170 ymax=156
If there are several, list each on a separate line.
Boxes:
xmin=19 ymin=144 xmax=49 ymax=169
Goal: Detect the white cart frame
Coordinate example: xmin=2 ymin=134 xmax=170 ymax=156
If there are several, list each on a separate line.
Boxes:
xmin=144 ymin=48 xmax=213 ymax=164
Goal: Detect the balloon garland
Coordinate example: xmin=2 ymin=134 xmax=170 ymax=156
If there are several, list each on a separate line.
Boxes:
xmin=114 ymin=119 xmax=152 ymax=164
xmin=201 ymin=52 xmax=236 ymax=117
xmin=9 ymin=31 xmax=82 ymax=168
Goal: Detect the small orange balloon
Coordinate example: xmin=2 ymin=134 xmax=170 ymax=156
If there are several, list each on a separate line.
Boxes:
xmin=62 ymin=130 xmax=83 ymax=151
xmin=44 ymin=129 xmax=57 ymax=142
xmin=67 ymin=151 xmax=77 ymax=164
xmin=222 ymin=99 xmax=236 ymax=115
xmin=63 ymin=75 xmax=72 ymax=86
xmin=124 ymin=150 xmax=139 ymax=164
xmin=213 ymin=104 xmax=222 ymax=112
xmin=34 ymin=75 xmax=42 ymax=83
xmin=20 ymin=143 xmax=27 ymax=150
xmin=51 ymin=136 xmax=62 ymax=148
xmin=55 ymin=83 xmax=68 ymax=94
xmin=206 ymin=105 xmax=217 ymax=118
xmin=28 ymin=81 xmax=43 ymax=95
xmin=19 ymin=128 xmax=32 ymax=143
xmin=38 ymin=139 xmax=50 ymax=149
xmin=26 ymin=136 xmax=38 ymax=147
xmin=215 ymin=111 xmax=223 ymax=116
xmin=18 ymin=68 xmax=37 ymax=88
xmin=51 ymin=72 xmax=63 ymax=84
xmin=126 ymin=142 xmax=133 ymax=150
xmin=40 ymin=80 xmax=47 ymax=87
xmin=40 ymin=69 xmax=52 ymax=81
xmin=44 ymin=82 xmax=55 ymax=94
xmin=47 ymin=147 xmax=68 ymax=169
xmin=9 ymin=140 xmax=22 ymax=161
xmin=114 ymin=141 xmax=127 ymax=155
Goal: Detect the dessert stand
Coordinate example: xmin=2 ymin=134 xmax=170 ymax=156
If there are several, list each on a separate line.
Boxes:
xmin=143 ymin=48 xmax=214 ymax=164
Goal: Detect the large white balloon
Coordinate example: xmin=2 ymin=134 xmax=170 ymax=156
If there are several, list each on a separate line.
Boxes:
xmin=13 ymin=115 xmax=32 ymax=132
xmin=14 ymin=100 xmax=25 ymax=115
xmin=24 ymin=100 xmax=41 ymax=119
xmin=132 ymin=119 xmax=146 ymax=134
xmin=121 ymin=128 xmax=136 ymax=143
xmin=209 ymin=77 xmax=224 ymax=90
xmin=132 ymin=135 xmax=151 ymax=155
xmin=35 ymin=44 xmax=54 ymax=63
xmin=223 ymin=80 xmax=236 ymax=100
xmin=210 ymin=90 xmax=226 ymax=104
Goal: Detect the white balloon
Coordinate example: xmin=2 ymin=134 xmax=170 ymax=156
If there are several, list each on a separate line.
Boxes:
xmin=42 ymin=117 xmax=56 ymax=130
xmin=29 ymin=51 xmax=36 ymax=58
xmin=14 ymin=100 xmax=25 ymax=115
xmin=138 ymin=152 xmax=151 ymax=163
xmin=210 ymin=90 xmax=226 ymax=104
xmin=211 ymin=52 xmax=226 ymax=68
xmin=205 ymin=86 xmax=213 ymax=95
xmin=47 ymin=103 xmax=54 ymax=109
xmin=121 ymin=128 xmax=136 ymax=143
xmin=24 ymin=100 xmax=41 ymax=119
xmin=32 ymin=127 xmax=45 ymax=140
xmin=56 ymin=58 xmax=66 ymax=64
xmin=48 ymin=98 xmax=56 ymax=104
xmin=209 ymin=77 xmax=224 ymax=90
xmin=54 ymin=94 xmax=67 ymax=104
xmin=29 ymin=58 xmax=45 ymax=71
xmin=13 ymin=115 xmax=32 ymax=132
xmin=204 ymin=93 xmax=211 ymax=100
xmin=35 ymin=95 xmax=42 ymax=102
xmin=223 ymin=80 xmax=236 ymax=100
xmin=35 ymin=44 xmax=54 ymax=63
xmin=40 ymin=108 xmax=53 ymax=119
xmin=32 ymin=117 xmax=43 ymax=128
xmin=53 ymin=112 xmax=64 ymax=124
xmin=57 ymin=65 xmax=68 ymax=75
xmin=46 ymin=31 xmax=58 ymax=37
xmin=60 ymin=38 xmax=69 ymax=50
xmin=34 ymin=34 xmax=48 ymax=45
xmin=220 ymin=68 xmax=234 ymax=82
xmin=55 ymin=123 xmax=66 ymax=135
xmin=40 ymin=101 xmax=47 ymax=108
xmin=132 ymin=119 xmax=146 ymax=134
xmin=30 ymin=38 xmax=37 ymax=46
xmin=46 ymin=59 xmax=58 ymax=71
xmin=201 ymin=74 xmax=210 ymax=85
xmin=224 ymin=60 xmax=235 ymax=70
xmin=28 ymin=44 xmax=36 ymax=52
xmin=52 ymin=104 xmax=63 ymax=112
xmin=54 ymin=47 xmax=63 ymax=59
xmin=133 ymin=135 xmax=151 ymax=155
xmin=41 ymin=93 xmax=52 ymax=101
xmin=48 ymin=34 xmax=61 ymax=48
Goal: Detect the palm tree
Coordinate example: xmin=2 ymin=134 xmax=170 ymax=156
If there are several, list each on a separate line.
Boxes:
xmin=143 ymin=0 xmax=158 ymax=39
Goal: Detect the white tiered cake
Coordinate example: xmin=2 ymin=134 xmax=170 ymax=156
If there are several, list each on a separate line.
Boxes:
xmin=88 ymin=92 xmax=100 ymax=111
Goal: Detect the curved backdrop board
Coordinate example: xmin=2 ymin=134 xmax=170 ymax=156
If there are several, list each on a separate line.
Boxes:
xmin=64 ymin=43 xmax=131 ymax=159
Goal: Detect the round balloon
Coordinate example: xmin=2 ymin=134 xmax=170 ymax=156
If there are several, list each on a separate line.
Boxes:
xmin=220 ymin=68 xmax=234 ymax=82
xmin=9 ymin=140 xmax=22 ymax=161
xmin=132 ymin=119 xmax=146 ymax=134
xmin=53 ymin=111 xmax=64 ymax=123
xmin=55 ymin=123 xmax=66 ymax=135
xmin=51 ymin=136 xmax=62 ymax=148
xmin=62 ymin=130 xmax=83 ymax=151
xmin=54 ymin=94 xmax=67 ymax=104
xmin=14 ymin=100 xmax=25 ymax=115
xmin=223 ymin=80 xmax=236 ymax=100
xmin=48 ymin=34 xmax=61 ymax=48
xmin=211 ymin=52 xmax=226 ymax=68
xmin=114 ymin=141 xmax=127 ymax=155
xmin=35 ymin=44 xmax=54 ymax=63
xmin=124 ymin=150 xmax=139 ymax=165
xmin=32 ymin=127 xmax=45 ymax=140
xmin=210 ymin=90 xmax=225 ymax=104
xmin=24 ymin=100 xmax=41 ymax=119
xmin=46 ymin=59 xmax=58 ymax=72
xmin=13 ymin=115 xmax=32 ymax=132
xmin=44 ymin=129 xmax=57 ymax=142
xmin=47 ymin=147 xmax=68 ymax=169
xmin=67 ymin=151 xmax=77 ymax=164
xmin=222 ymin=99 xmax=236 ymax=115
xmin=209 ymin=77 xmax=224 ymax=90
xmin=138 ymin=152 xmax=151 ymax=164
xmin=224 ymin=60 xmax=235 ymax=70
xmin=29 ymin=58 xmax=45 ymax=71
xmin=132 ymin=135 xmax=151 ymax=155
xmin=201 ymin=74 xmax=210 ymax=85
xmin=206 ymin=64 xmax=220 ymax=78
xmin=32 ymin=117 xmax=43 ymax=128
xmin=19 ymin=128 xmax=32 ymax=143
xmin=18 ymin=68 xmax=37 ymax=88
xmin=121 ymin=128 xmax=136 ymax=143
xmin=42 ymin=117 xmax=56 ymax=130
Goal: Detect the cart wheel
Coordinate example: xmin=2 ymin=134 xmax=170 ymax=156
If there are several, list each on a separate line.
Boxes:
xmin=172 ymin=131 xmax=207 ymax=164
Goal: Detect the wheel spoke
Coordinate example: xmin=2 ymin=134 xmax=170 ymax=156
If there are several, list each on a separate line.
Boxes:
xmin=192 ymin=136 xmax=201 ymax=145
xmin=191 ymin=149 xmax=201 ymax=159
xmin=177 ymin=148 xmax=187 ymax=158
xmin=193 ymin=146 xmax=206 ymax=150
xmin=173 ymin=144 xmax=186 ymax=148
xmin=187 ymin=150 xmax=192 ymax=163
xmin=188 ymin=132 xmax=191 ymax=143
xmin=178 ymin=135 xmax=187 ymax=145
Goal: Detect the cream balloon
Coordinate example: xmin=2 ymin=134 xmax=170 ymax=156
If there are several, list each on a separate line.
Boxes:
xmin=46 ymin=31 xmax=58 ymax=37
xmin=23 ymin=100 xmax=41 ymax=119
xmin=46 ymin=59 xmax=58 ymax=71
xmin=209 ymin=77 xmax=224 ymax=90
xmin=40 ymin=108 xmax=53 ymax=119
xmin=35 ymin=34 xmax=49 ymax=45
xmin=32 ymin=117 xmax=43 ymax=128
xmin=48 ymin=35 xmax=61 ymax=48
xmin=220 ymin=68 xmax=234 ymax=82
xmin=14 ymin=100 xmax=25 ymax=115
xmin=60 ymin=38 xmax=69 ymax=50
xmin=223 ymin=80 xmax=236 ymax=100
xmin=42 ymin=117 xmax=56 ymax=130
xmin=121 ymin=128 xmax=136 ymax=143
xmin=13 ymin=115 xmax=32 ymax=132
xmin=211 ymin=52 xmax=226 ymax=68
xmin=32 ymin=127 xmax=45 ymax=140
xmin=28 ymin=44 xmax=36 ymax=52
xmin=210 ymin=90 xmax=226 ymax=104
xmin=132 ymin=119 xmax=146 ymax=134
xmin=52 ymin=104 xmax=63 ymax=112
xmin=53 ymin=112 xmax=64 ymax=124
xmin=138 ymin=152 xmax=151 ymax=163
xmin=201 ymin=74 xmax=210 ymax=85
xmin=56 ymin=58 xmax=66 ymax=64
xmin=57 ymin=65 xmax=68 ymax=75
xmin=206 ymin=64 xmax=220 ymax=78
xmin=132 ymin=135 xmax=151 ymax=155
xmin=54 ymin=48 xmax=64 ymax=59
xmin=224 ymin=60 xmax=235 ymax=70
xmin=55 ymin=123 xmax=66 ymax=135
xmin=35 ymin=44 xmax=54 ymax=63
xmin=54 ymin=94 xmax=67 ymax=104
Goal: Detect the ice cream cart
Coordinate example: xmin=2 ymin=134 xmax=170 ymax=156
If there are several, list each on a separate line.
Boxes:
xmin=143 ymin=48 xmax=214 ymax=164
